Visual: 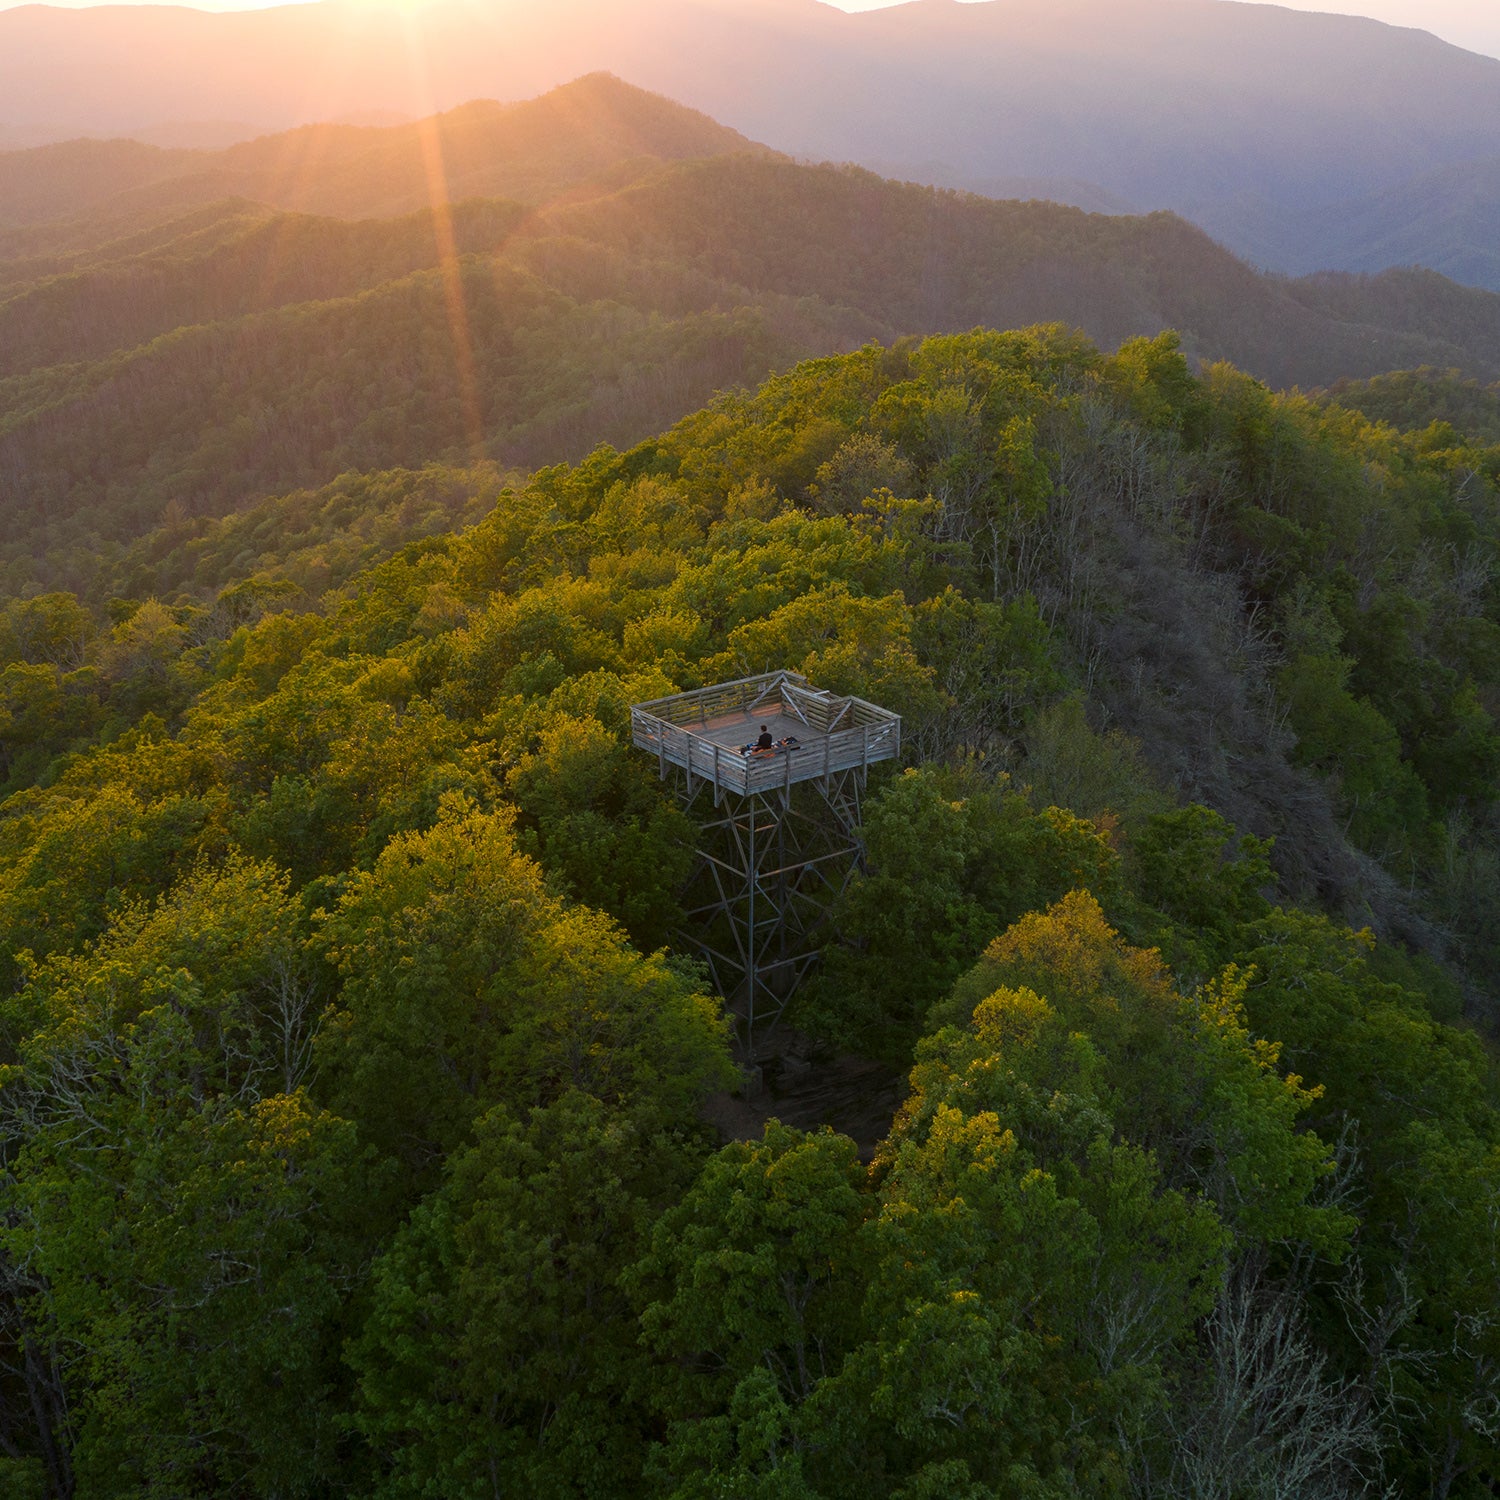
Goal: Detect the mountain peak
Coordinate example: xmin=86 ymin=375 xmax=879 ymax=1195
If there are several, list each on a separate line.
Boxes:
xmin=0 ymin=73 xmax=770 ymax=232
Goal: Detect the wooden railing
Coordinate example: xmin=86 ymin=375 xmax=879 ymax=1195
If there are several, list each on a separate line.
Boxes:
xmin=634 ymin=670 xmax=808 ymax=728
xmin=631 ymin=673 xmax=901 ymax=796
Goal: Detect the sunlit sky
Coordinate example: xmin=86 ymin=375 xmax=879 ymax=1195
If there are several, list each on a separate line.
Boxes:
xmin=1 ymin=0 xmax=1497 ymax=62
xmin=836 ymin=0 xmax=1500 ymax=58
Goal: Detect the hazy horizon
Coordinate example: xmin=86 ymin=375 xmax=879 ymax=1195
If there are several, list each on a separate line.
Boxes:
xmin=0 ymin=0 xmax=1495 ymax=63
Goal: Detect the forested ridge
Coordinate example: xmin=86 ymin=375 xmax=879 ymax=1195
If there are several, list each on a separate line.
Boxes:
xmin=9 ymin=78 xmax=1500 ymax=603
xmin=1322 ymin=366 xmax=1500 ymax=447
xmin=1 ymin=325 xmax=1498 ymax=1497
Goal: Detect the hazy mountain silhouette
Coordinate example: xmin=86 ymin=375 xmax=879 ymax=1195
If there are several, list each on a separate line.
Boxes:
xmin=3 ymin=0 xmax=1500 ymax=285
xmin=0 ymin=73 xmax=764 ymax=232
xmin=1200 ymin=156 xmax=1500 ymax=292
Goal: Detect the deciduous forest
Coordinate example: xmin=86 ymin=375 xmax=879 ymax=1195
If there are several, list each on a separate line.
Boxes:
xmin=1 ymin=320 xmax=1497 ymax=1498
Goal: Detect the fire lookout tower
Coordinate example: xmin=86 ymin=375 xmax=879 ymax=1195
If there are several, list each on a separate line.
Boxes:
xmin=631 ymin=671 xmax=902 ymax=1043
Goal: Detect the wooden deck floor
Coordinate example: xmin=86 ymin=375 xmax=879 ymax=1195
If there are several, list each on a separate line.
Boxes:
xmin=695 ymin=709 xmax=824 ymax=752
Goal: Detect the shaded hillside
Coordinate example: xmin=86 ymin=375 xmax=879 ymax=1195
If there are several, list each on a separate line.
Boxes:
xmin=0 ymin=137 xmax=193 ymax=229
xmin=0 ymin=199 xmax=527 ymax=378
xmin=1282 ymin=268 xmax=1500 ymax=371
xmin=0 ymin=249 xmax=875 ymax=595
xmin=533 ymin=156 xmax=1500 ymax=387
xmin=0 ymin=198 xmax=280 ymax=294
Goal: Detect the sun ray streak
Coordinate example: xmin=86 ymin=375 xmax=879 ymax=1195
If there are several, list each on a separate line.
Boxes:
xmin=401 ymin=10 xmax=486 ymax=462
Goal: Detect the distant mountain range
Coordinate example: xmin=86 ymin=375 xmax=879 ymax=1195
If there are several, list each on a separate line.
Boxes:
xmin=3 ymin=0 xmax=1500 ymax=288
xmin=0 ymin=80 xmax=760 ymax=235
xmin=1198 ymin=155 xmax=1500 ymax=293
xmin=5 ymin=74 xmax=1500 ymax=596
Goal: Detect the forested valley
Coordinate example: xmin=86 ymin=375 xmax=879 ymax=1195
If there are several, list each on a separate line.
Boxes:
xmin=2 ymin=76 xmax=1500 ymax=1500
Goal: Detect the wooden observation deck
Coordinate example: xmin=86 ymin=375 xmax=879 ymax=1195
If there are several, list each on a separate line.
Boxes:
xmin=631 ymin=671 xmax=902 ymax=802
xmin=633 ymin=672 xmax=901 ymax=1044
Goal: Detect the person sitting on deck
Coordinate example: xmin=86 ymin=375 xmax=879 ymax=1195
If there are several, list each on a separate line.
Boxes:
xmin=755 ymin=725 xmax=775 ymax=750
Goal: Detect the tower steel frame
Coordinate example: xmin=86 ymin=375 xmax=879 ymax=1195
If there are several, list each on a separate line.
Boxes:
xmin=672 ymin=765 xmax=870 ymax=1043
